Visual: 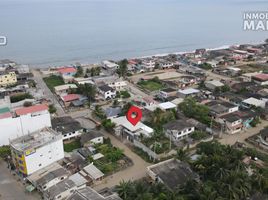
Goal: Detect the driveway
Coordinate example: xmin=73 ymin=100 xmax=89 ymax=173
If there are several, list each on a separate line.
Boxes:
xmin=0 ymin=161 xmax=40 ymax=200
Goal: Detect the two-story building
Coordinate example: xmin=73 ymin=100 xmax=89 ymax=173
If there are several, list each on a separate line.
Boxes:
xmin=98 ymin=85 xmax=116 ymax=100
xmin=163 ymin=120 xmax=195 ymax=141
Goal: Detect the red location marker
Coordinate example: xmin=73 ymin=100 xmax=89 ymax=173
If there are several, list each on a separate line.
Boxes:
xmin=126 ymin=106 xmax=142 ymax=126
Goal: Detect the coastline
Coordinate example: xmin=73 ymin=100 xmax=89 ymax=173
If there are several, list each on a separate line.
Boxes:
xmin=27 ymin=39 xmax=264 ymax=69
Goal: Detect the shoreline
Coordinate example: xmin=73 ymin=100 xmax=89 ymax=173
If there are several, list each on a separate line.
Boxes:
xmin=25 ymin=39 xmax=264 ymax=69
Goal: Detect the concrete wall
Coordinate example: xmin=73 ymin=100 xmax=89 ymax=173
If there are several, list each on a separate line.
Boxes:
xmin=25 ymin=138 xmax=64 ymax=175
xmin=133 ymin=139 xmax=159 ymax=160
xmin=0 ymin=111 xmax=51 ymax=145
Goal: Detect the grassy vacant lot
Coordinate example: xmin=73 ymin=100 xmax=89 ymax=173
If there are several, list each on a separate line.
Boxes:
xmin=64 ymin=139 xmax=81 ymax=152
xmin=92 ymin=142 xmax=124 ymax=174
xmin=138 ymin=79 xmax=164 ymax=91
xmin=43 ymin=75 xmax=65 ymax=91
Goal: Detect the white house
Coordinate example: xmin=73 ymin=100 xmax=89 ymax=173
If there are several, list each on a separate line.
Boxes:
xmin=102 ymin=61 xmax=119 ymax=69
xmin=98 ymin=85 xmax=116 ymax=100
xmin=205 ymin=80 xmax=224 ymax=91
xmin=54 ymin=84 xmax=78 ymax=95
xmin=163 ymin=120 xmax=195 ymax=141
xmin=27 ymin=163 xmax=68 ymax=192
xmin=80 ymin=130 xmax=104 ymax=147
xmin=51 ymin=116 xmax=83 ymax=141
xmin=142 ymin=60 xmax=155 ymax=71
xmin=242 ymin=97 xmax=266 ymax=109
xmin=177 ymin=88 xmax=200 ymax=98
xmin=111 ymin=116 xmax=154 ymax=141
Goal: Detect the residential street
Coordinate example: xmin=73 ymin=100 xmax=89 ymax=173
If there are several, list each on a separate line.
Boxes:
xmin=218 ymin=120 xmax=268 ymax=146
xmin=0 ymin=161 xmax=40 ymax=200
xmin=31 ymin=69 xmax=65 ymax=116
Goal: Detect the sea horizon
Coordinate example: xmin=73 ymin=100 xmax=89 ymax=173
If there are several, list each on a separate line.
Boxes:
xmin=1 ymin=0 xmax=268 ymax=67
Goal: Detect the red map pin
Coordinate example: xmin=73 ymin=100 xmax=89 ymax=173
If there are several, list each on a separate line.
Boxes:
xmin=126 ymin=106 xmax=142 ymax=126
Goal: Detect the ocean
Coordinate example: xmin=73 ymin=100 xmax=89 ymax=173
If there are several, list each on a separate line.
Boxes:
xmin=0 ymin=0 xmax=268 ymax=67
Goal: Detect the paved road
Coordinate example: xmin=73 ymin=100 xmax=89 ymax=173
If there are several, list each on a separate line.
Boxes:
xmin=0 ymin=161 xmax=40 ymax=200
xmin=31 ymin=69 xmax=65 ymax=116
xmin=218 ymin=120 xmax=268 ymax=146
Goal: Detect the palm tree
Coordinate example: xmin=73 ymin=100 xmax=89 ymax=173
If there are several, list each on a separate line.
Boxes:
xmin=252 ymin=173 xmax=266 ymax=192
xmin=215 ymin=168 xmax=228 ymax=180
xmin=200 ymin=184 xmax=217 ymax=200
xmin=133 ymin=181 xmax=151 ymax=200
xmin=149 ymin=182 xmax=168 ymax=198
xmin=176 ymin=149 xmax=189 ymax=162
xmin=116 ymin=180 xmax=133 ymax=200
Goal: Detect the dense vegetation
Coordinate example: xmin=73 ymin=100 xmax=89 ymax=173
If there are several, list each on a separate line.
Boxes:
xmin=116 ymin=141 xmax=268 ymax=200
xmin=116 ymin=90 xmax=131 ymax=99
xmin=10 ymin=93 xmax=33 ymax=103
xmin=48 ymin=104 xmax=57 ymax=114
xmin=0 ymin=146 xmax=11 ymax=160
xmin=89 ymin=139 xmax=125 ymax=174
xmin=72 ymin=83 xmax=97 ymax=102
xmin=178 ymin=97 xmax=211 ymax=126
xmin=63 ymin=139 xmax=81 ymax=152
xmin=116 ymin=59 xmax=128 ymax=78
xmin=199 ymin=63 xmax=212 ymax=70
xmin=87 ymin=66 xmax=101 ymax=77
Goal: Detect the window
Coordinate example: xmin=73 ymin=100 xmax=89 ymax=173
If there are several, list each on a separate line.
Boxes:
xmin=40 ymin=154 xmax=43 ymax=157
xmin=57 ymin=195 xmax=61 ymax=199
xmin=64 ymin=135 xmax=67 ymax=137
xmin=61 ymin=177 xmax=64 ymax=180
xmin=20 ymin=166 xmax=24 ymax=171
xmin=38 ymin=163 xmax=42 ymax=167
xmin=19 ymin=160 xmax=23 ymax=164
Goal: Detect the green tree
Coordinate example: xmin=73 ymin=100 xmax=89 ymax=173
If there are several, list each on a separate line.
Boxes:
xmin=75 ymin=66 xmax=84 ymax=77
xmin=117 ymin=59 xmax=128 ymax=78
xmin=76 ymin=83 xmax=97 ymax=102
xmin=0 ymin=146 xmax=11 ymax=159
xmin=101 ymin=119 xmax=116 ymax=132
xmin=176 ymin=149 xmax=189 ymax=162
xmin=116 ymin=180 xmax=134 ymax=200
xmin=178 ymin=97 xmax=211 ymax=125
xmin=90 ymin=67 xmax=101 ymax=76
xmin=48 ymin=104 xmax=57 ymax=114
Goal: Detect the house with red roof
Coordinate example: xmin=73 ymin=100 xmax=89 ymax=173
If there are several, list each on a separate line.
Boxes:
xmin=252 ymin=73 xmax=268 ymax=86
xmin=15 ymin=104 xmax=49 ymax=116
xmin=57 ymin=67 xmax=77 ymax=77
xmin=60 ymin=94 xmax=80 ymax=107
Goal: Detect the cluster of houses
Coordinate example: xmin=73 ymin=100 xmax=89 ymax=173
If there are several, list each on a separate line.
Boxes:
xmin=9 ymin=127 xmax=120 ymax=200
xmin=2 ymin=41 xmax=268 ymax=199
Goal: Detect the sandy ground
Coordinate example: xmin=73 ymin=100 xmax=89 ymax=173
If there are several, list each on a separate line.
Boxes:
xmin=0 ymin=161 xmax=40 ymax=200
